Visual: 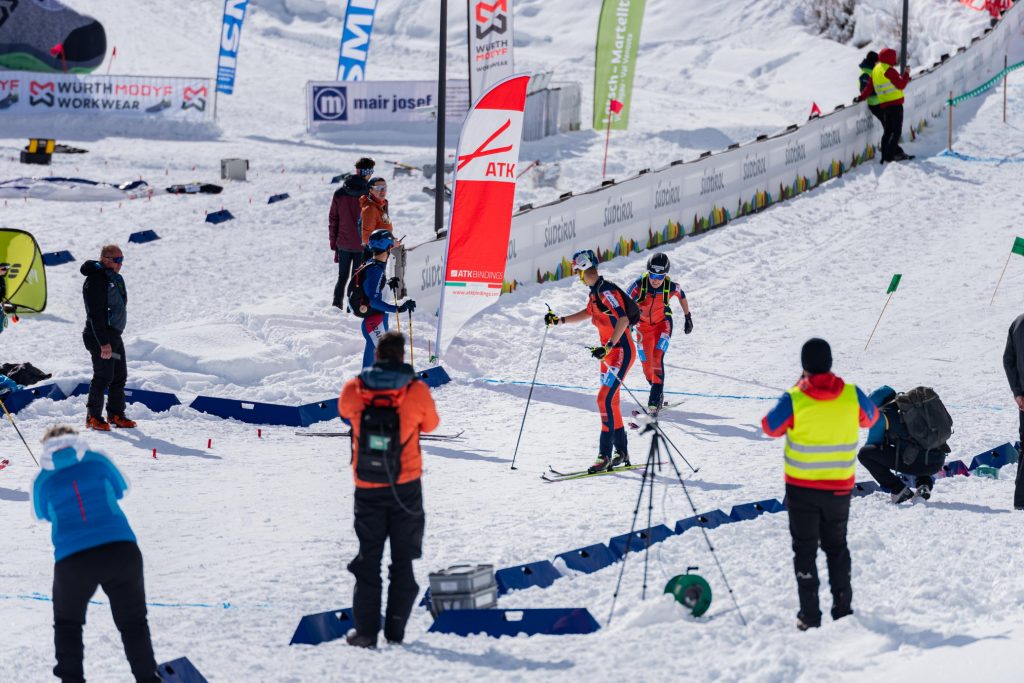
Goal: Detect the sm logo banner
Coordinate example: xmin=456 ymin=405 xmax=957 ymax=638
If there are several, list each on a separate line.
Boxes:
xmin=337 ymin=0 xmax=378 ymax=81
xmin=216 ymin=0 xmax=249 ymax=95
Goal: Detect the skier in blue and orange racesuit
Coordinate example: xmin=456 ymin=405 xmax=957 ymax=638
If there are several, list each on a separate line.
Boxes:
xmin=626 ymin=252 xmax=692 ymax=413
xmin=545 ymin=249 xmax=636 ymax=474
xmin=356 ymin=229 xmax=416 ymax=368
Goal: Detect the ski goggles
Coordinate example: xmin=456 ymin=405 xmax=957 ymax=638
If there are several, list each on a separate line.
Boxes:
xmin=108 ymin=256 xmax=124 ymax=264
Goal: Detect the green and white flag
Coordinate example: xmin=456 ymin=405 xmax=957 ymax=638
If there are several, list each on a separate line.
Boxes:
xmin=886 ymin=273 xmax=902 ymax=294
xmin=593 ymin=0 xmax=646 ymax=130
xmin=1011 ymin=236 xmax=1024 ymax=256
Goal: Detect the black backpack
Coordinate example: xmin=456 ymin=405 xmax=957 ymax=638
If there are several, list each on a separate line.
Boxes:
xmin=593 ymin=279 xmax=641 ymax=326
xmin=356 ymin=394 xmax=406 ymax=485
xmin=893 ymin=387 xmax=953 ymax=462
xmin=347 ymin=261 xmax=377 ymax=319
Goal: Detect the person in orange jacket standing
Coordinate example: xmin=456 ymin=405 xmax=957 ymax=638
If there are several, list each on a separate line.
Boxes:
xmin=338 ymin=331 xmax=439 ymax=649
xmin=626 ymin=253 xmax=692 ymax=413
xmin=359 ymin=177 xmax=393 ymax=257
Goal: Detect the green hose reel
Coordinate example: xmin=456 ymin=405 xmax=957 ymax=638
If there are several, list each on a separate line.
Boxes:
xmin=664 ymin=566 xmax=712 ymax=617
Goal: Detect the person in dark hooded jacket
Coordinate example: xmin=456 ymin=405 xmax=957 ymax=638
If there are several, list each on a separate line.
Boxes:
xmin=857 ymin=385 xmax=948 ymax=504
xmin=338 ymin=331 xmax=439 ymax=649
xmin=329 ymin=157 xmax=375 ymax=309
xmin=1002 ymin=312 xmax=1024 ymax=510
xmin=81 ymin=244 xmax=134 ymax=431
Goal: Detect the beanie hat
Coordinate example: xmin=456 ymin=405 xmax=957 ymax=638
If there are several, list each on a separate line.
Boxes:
xmin=878 ymin=48 xmax=898 ymax=66
xmin=801 ymin=338 xmax=832 ymax=375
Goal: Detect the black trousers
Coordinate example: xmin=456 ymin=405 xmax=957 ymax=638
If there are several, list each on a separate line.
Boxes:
xmin=858 ymin=444 xmax=944 ymax=492
xmin=348 ymin=480 xmax=424 ymax=644
xmin=333 ymin=249 xmax=362 ymax=307
xmin=880 ymin=105 xmax=904 ymax=161
xmin=784 ymin=485 xmax=852 ymax=625
xmin=53 ymin=541 xmax=157 ymax=683
xmin=1015 ymin=410 xmax=1024 ymax=508
xmin=83 ymin=330 xmax=127 ymax=419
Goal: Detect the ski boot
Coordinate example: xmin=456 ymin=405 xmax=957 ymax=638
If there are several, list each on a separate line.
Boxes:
xmin=611 ymin=450 xmax=630 ymax=468
xmin=914 ymin=478 xmax=933 ymax=500
xmin=891 ymin=486 xmax=914 ymax=504
xmin=587 ymin=454 xmax=611 ymax=474
xmin=85 ymin=415 xmax=111 ymax=432
xmin=109 ymin=415 xmax=137 ymax=429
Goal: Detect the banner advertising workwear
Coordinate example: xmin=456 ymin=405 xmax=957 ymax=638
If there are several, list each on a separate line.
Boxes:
xmin=337 ymin=0 xmax=378 ymax=80
xmin=0 ymin=72 xmax=213 ymax=121
xmin=434 ymin=73 xmax=530 ymax=360
xmin=467 ymin=0 xmax=515 ymax=103
xmin=593 ymin=0 xmax=646 ymax=130
xmin=216 ymin=0 xmax=249 ymax=95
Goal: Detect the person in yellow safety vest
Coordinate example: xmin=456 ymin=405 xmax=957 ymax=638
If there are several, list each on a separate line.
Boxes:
xmin=859 ymin=47 xmax=912 ymax=163
xmin=761 ymin=338 xmax=878 ymax=631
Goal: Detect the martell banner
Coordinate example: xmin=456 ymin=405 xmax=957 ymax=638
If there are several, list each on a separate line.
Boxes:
xmin=467 ymin=0 xmax=515 ymax=103
xmin=593 ymin=0 xmax=645 ymax=130
xmin=435 ymin=73 xmax=530 ymax=359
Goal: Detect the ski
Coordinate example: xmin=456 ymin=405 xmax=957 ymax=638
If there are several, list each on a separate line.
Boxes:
xmin=294 ymin=429 xmax=465 ymax=442
xmin=542 ymin=461 xmax=663 ymax=483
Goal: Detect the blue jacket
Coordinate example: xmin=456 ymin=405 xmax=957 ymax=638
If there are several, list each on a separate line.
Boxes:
xmin=865 ymin=385 xmax=897 ymax=446
xmin=361 ymin=260 xmax=398 ymax=315
xmin=32 ymin=435 xmax=136 ymax=562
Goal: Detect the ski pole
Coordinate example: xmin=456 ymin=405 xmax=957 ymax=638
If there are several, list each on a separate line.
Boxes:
xmin=510 ymin=307 xmax=551 ymax=470
xmin=392 ymin=285 xmax=402 ymax=334
xmin=618 ymin=381 xmax=699 ymax=473
xmin=0 ymin=396 xmax=39 ymax=466
xmin=408 ymin=310 xmax=415 ymax=367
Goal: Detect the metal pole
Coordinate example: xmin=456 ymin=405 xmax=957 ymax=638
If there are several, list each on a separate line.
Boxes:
xmin=991 ymin=251 xmax=1013 ymax=305
xmin=1005 ymin=55 xmax=1009 ymax=124
xmin=0 ymin=397 xmax=39 ymax=466
xmin=864 ymin=292 xmax=894 ymax=351
xmin=948 ymin=91 xmax=953 ymax=151
xmin=899 ymin=0 xmax=909 ymax=73
xmin=435 ymin=0 xmax=448 ymax=238
xmin=509 ymin=324 xmax=549 ymax=470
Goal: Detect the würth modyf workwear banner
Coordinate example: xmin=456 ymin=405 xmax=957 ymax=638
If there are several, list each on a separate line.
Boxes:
xmin=216 ymin=0 xmax=249 ymax=95
xmin=467 ymin=0 xmax=515 ymax=103
xmin=593 ymin=0 xmax=645 ymax=130
xmin=337 ymin=0 xmax=378 ymax=80
xmin=435 ymin=74 xmax=530 ymax=359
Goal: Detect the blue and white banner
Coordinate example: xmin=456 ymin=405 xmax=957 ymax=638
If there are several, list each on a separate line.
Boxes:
xmin=216 ymin=0 xmax=250 ymax=95
xmin=336 ymin=0 xmax=378 ymax=81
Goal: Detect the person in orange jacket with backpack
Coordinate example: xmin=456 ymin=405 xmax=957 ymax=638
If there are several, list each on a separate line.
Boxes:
xmin=626 ymin=253 xmax=692 ymax=414
xmin=339 ymin=331 xmax=439 ymax=649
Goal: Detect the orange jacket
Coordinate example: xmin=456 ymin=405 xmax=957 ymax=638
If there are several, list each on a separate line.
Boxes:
xmin=338 ymin=365 xmax=439 ymax=489
xmin=359 ymin=194 xmax=392 ymax=246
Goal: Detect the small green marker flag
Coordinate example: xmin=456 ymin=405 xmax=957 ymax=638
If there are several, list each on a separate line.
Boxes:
xmin=1012 ymin=236 xmax=1024 ymax=256
xmin=993 ymin=237 xmax=1024 ymax=305
xmin=886 ymin=274 xmax=902 ymax=294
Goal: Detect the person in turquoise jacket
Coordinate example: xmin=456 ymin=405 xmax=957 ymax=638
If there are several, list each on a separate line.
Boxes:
xmin=32 ymin=425 xmax=160 ymax=683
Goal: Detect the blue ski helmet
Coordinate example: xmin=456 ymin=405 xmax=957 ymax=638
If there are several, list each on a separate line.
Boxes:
xmin=571 ymin=249 xmax=597 ymax=272
xmin=368 ymin=229 xmax=396 ymax=253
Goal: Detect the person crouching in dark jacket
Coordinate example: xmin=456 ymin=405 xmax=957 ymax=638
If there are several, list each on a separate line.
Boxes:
xmin=32 ymin=425 xmax=160 ymax=683
xmin=858 ymin=386 xmax=948 ymax=504
xmin=338 ymin=331 xmax=439 ymax=648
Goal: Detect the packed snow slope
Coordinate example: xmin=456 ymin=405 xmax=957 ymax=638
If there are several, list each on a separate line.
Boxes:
xmin=1 ymin=2 xmax=1023 ymax=682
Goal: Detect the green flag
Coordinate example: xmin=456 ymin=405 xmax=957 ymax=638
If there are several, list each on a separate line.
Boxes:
xmin=886 ymin=274 xmax=901 ymax=294
xmin=1012 ymin=236 xmax=1024 ymax=256
xmin=593 ymin=0 xmax=646 ymax=131
xmin=0 ymin=228 xmax=47 ymax=312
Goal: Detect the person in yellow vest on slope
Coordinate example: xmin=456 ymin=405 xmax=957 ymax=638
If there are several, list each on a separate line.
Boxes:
xmin=859 ymin=47 xmax=912 ymax=163
xmin=761 ymin=338 xmax=878 ymax=631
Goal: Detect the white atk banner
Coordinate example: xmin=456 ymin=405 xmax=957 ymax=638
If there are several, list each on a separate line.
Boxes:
xmin=467 ymin=0 xmax=515 ymax=103
xmin=396 ymin=2 xmax=1023 ymax=342
xmin=306 ymin=80 xmax=470 ymax=132
xmin=0 ymin=72 xmax=213 ymax=121
xmin=435 ymin=73 xmax=530 ymax=360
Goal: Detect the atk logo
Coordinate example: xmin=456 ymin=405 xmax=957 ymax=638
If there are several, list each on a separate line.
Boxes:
xmin=474 ymin=0 xmax=508 ymax=39
xmin=458 ymin=118 xmax=514 ymax=176
xmin=29 ymin=80 xmax=54 ymax=107
xmin=0 ymin=0 xmax=17 ymax=30
xmin=182 ymin=85 xmax=208 ymax=111
xmin=313 ymin=86 xmax=348 ymax=121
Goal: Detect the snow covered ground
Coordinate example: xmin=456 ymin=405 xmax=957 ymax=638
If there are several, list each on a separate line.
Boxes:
xmin=1 ymin=1 xmax=1023 ymax=681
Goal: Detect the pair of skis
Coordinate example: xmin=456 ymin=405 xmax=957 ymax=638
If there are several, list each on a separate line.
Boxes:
xmin=294 ymin=429 xmax=465 ymax=442
xmin=541 ymin=460 xmax=662 ymax=483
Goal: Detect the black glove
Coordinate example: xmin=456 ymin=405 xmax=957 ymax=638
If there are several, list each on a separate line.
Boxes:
xmin=544 ymin=311 xmax=560 ymax=326
xmin=399 ymin=300 xmax=416 ymax=313
xmin=591 ymin=344 xmax=611 ymax=360
xmin=387 ymin=276 xmax=401 ymax=291
xmin=684 ymin=313 xmax=693 ymax=335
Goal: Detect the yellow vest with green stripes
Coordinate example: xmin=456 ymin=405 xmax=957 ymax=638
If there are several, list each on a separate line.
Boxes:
xmin=860 ymin=67 xmax=881 ymax=106
xmin=871 ymin=62 xmax=903 ymax=105
xmin=784 ymin=384 xmax=860 ymax=484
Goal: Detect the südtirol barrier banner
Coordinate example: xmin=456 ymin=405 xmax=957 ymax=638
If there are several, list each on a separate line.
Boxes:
xmin=434 ymin=73 xmax=530 ymax=360
xmin=337 ymin=0 xmax=378 ymax=80
xmin=593 ymin=0 xmax=645 ymax=130
xmin=0 ymin=72 xmax=213 ymax=121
